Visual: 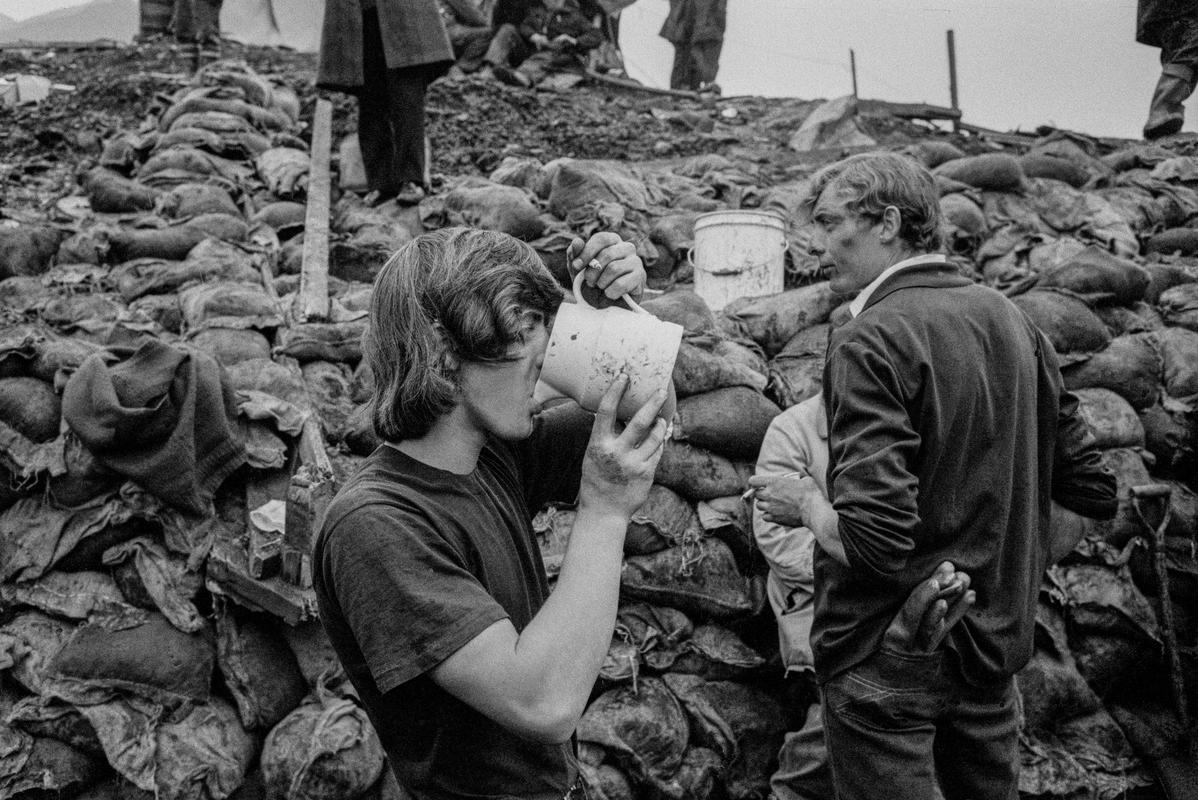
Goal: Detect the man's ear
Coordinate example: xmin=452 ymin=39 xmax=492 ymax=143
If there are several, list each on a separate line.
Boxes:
xmin=432 ymin=322 xmax=460 ymax=376
xmin=878 ymin=205 xmax=903 ymax=244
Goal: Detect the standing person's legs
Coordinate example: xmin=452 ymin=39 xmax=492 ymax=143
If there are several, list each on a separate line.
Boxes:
xmin=821 ymin=649 xmax=945 ymax=800
xmin=1145 ymin=15 xmax=1198 ymax=138
xmin=381 ymin=63 xmax=436 ymax=199
xmin=357 ymin=8 xmax=400 ymax=197
xmin=932 ymin=676 xmax=1019 ymax=800
xmin=669 ymin=43 xmax=694 ymax=90
xmin=692 ymin=38 xmax=724 ymax=87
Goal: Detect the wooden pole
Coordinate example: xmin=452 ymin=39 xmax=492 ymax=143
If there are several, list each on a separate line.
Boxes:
xmin=297 ymin=97 xmax=332 ymax=322
xmin=947 ymin=29 xmax=960 ymax=132
xmin=850 ymin=49 xmax=858 ymax=98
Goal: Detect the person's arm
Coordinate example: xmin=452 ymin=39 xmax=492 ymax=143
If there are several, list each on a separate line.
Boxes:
xmin=443 ymin=0 xmax=489 ymax=27
xmin=750 ymin=417 xmax=820 ymax=584
xmin=430 ymin=377 xmax=669 ymax=744
xmin=825 ymin=335 xmax=922 ymax=579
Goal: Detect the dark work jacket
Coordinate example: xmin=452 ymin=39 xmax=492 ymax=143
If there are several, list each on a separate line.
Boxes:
xmin=1137 ymin=0 xmax=1196 ymax=47
xmin=318 ymin=0 xmax=453 ymax=91
xmin=659 ymin=0 xmax=727 ymax=44
xmin=814 ymin=262 xmax=1117 ymax=687
xmin=519 ymin=2 xmax=604 ymax=52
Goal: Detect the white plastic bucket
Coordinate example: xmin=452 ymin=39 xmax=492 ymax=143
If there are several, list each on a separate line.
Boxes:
xmin=691 ymin=210 xmax=787 ymax=311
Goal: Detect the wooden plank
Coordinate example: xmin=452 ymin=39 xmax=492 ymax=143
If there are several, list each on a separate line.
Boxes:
xmin=297 ymin=97 xmax=333 ymax=322
xmin=860 ymin=99 xmax=962 ymax=121
xmin=0 ymin=39 xmax=121 ymax=51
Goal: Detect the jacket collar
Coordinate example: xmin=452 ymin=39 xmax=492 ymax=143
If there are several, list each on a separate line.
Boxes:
xmin=857 ymin=259 xmax=971 ymax=316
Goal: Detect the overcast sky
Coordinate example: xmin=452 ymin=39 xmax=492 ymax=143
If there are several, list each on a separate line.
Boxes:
xmin=0 ymin=0 xmax=1164 ymax=140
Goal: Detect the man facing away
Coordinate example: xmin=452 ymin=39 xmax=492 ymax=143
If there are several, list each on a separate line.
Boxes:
xmin=313 ymin=227 xmax=670 ymax=799
xmin=1138 ymin=0 xmax=1198 ymax=138
xmin=774 ymin=152 xmax=1117 ymax=800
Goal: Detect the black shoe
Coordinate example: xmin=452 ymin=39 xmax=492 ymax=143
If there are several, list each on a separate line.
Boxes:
xmin=396 ymin=182 xmax=426 ymax=205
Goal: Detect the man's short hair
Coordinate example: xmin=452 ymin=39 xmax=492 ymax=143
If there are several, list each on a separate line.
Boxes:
xmin=805 ymin=152 xmax=943 ymax=252
xmin=365 ymin=227 xmax=564 ymax=441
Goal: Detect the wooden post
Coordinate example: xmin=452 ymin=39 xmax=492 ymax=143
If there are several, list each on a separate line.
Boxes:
xmin=298 ymin=97 xmax=333 ymax=322
xmin=946 ymin=29 xmax=960 ymax=133
xmin=850 ymin=49 xmax=858 ymax=99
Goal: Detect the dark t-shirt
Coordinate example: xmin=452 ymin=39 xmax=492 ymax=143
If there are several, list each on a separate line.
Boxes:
xmin=313 ymin=403 xmax=593 ymax=800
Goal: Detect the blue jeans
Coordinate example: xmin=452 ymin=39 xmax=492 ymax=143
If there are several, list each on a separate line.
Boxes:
xmin=821 ymin=648 xmax=1018 ymax=800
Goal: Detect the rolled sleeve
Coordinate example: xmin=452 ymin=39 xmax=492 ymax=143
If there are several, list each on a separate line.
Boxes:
xmin=826 ymin=340 xmax=921 ymax=579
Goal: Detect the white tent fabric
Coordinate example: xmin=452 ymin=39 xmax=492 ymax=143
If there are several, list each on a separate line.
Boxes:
xmin=220 ymin=0 xmax=324 ymax=52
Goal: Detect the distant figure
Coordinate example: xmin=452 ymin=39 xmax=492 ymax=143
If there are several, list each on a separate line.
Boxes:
xmin=488 ymin=0 xmax=605 ymax=88
xmin=438 ymin=0 xmax=495 ymax=76
xmin=658 ymin=0 xmax=726 ymax=93
xmin=1138 ymin=0 xmax=1198 ymax=138
xmin=318 ymin=0 xmax=454 ymax=206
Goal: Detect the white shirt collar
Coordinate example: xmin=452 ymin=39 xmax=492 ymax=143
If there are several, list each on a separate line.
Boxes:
xmin=849 ymin=253 xmax=947 ymax=318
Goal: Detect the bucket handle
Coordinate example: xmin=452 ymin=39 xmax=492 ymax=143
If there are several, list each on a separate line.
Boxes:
xmin=685 ymin=237 xmax=789 ymax=273
xmin=572 ymin=269 xmax=649 ymax=315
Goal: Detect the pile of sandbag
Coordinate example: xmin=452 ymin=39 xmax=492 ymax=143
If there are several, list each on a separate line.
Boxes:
xmin=0 ymin=62 xmax=402 ymax=800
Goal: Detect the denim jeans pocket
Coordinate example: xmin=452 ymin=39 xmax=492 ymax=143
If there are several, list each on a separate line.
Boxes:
xmin=826 ymin=649 xmax=944 ymax=732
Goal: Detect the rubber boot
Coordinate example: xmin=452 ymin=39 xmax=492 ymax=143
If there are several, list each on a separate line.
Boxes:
xmin=1144 ymin=63 xmax=1195 ymax=139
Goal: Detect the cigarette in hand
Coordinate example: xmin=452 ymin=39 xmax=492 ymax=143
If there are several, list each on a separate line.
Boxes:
xmin=741 ymin=469 xmax=808 ymax=503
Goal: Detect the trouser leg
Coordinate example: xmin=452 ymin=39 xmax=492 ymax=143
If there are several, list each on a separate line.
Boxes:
xmin=381 ymin=64 xmax=433 ymax=188
xmin=454 ymin=27 xmax=493 ymax=72
xmin=692 ymin=38 xmax=724 ymax=85
xmin=669 ymin=43 xmax=693 ymax=90
xmin=357 ymin=8 xmax=400 ymax=195
xmin=1146 ymin=15 xmax=1198 ymax=138
xmin=484 ymin=23 xmax=529 ymax=67
xmin=821 ymin=650 xmax=943 ymax=800
xmin=933 ymin=677 xmax=1019 ymax=800
xmin=770 ymin=702 xmax=834 ymax=800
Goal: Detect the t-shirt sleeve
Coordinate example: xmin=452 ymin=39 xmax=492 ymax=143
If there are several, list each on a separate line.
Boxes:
xmin=321 ymin=503 xmax=510 ymax=693
xmin=514 ymin=401 xmax=593 ymax=510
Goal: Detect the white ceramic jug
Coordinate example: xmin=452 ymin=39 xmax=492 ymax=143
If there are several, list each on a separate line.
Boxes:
xmin=534 ymin=271 xmax=682 ymax=422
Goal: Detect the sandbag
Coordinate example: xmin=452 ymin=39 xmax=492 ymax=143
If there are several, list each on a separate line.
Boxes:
xmin=670 ymin=341 xmax=766 ymax=398
xmin=939 ymin=192 xmax=987 ymax=253
xmin=0 ymin=733 xmax=105 ymax=798
xmin=1011 ymin=290 xmax=1111 ymax=355
xmin=102 ymin=536 xmax=204 ymax=633
xmin=613 ymin=602 xmax=693 ymax=673
xmin=1146 ymin=227 xmax=1198 ymax=255
xmin=1139 ymin=402 xmax=1197 ymax=473
xmin=1073 ymin=388 xmax=1145 ymax=450
xmin=179 ymin=281 xmax=282 ymax=332
xmin=0 ymin=377 xmax=61 ymax=442
xmin=1015 ymin=601 xmax=1103 ymax=733
xmin=766 ymin=323 xmax=827 ymax=409
xmin=301 ymin=360 xmax=356 ymax=444
xmin=49 ymin=612 xmax=214 ymax=707
xmin=1095 ymin=301 xmax=1165 ymax=337
xmin=654 ymin=440 xmax=751 ymax=501
xmin=719 ymin=283 xmax=838 ymax=357
xmin=488 ymin=156 xmax=550 ymax=197
xmin=106 ymin=216 xmax=249 ymax=263
xmin=667 ymin=623 xmax=766 ymax=681
xmin=253 ymin=200 xmax=308 ymax=236
xmin=41 ymin=293 xmax=125 ymax=330
xmin=1061 ymin=333 xmax=1161 ymax=410
xmin=1143 ymin=262 xmax=1197 ymax=304
xmin=280 ymin=621 xmax=348 ymax=689
xmin=257 ymin=147 xmax=310 ymax=199
xmin=621 ymin=537 xmax=756 ymax=620
xmin=158 ymin=182 xmax=241 ymax=219
xmin=113 ymin=239 xmax=261 ymax=302
xmin=903 ymin=140 xmax=965 ymax=169
xmin=1018 ymin=153 xmax=1089 ymax=188
xmin=662 ymin=674 xmax=788 ymax=800
xmin=1158 ymin=326 xmax=1198 ymax=404
xmin=275 ymin=321 xmax=367 ymax=364
xmin=82 ymin=167 xmax=161 ymax=213
xmin=0 ymin=569 xmax=137 ymax=624
xmin=1035 ymin=245 xmax=1150 ymax=305
xmin=1047 ymin=563 xmax=1160 ymax=696
xmin=444 ymin=179 xmax=546 ymax=240
xmin=577 ymin=677 xmax=690 ymax=790
xmin=153 ymin=697 xmax=256 ymax=800
xmin=260 ymin=689 xmax=386 ymax=800
xmin=626 ymin=484 xmax=702 ymax=556
xmin=0 ymin=610 xmax=77 ymax=696
xmin=933 ymin=153 xmax=1025 ymax=192
xmin=1086 ymin=448 xmax=1154 ymax=548
xmin=215 ymin=603 xmax=308 ymax=730
xmin=674 ymin=386 xmax=780 ymax=459
xmin=225 ymin=357 xmax=309 ymax=409
xmin=188 ymin=328 xmax=272 ymax=366
xmin=1159 ymin=282 xmax=1198 ymax=332
xmin=0 ymin=225 xmax=65 ymax=280
xmin=547 ymin=160 xmax=652 ymax=222
xmin=640 ymin=290 xmax=720 ymax=338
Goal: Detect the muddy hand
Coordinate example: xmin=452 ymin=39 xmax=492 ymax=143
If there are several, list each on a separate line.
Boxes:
xmin=569 ymin=232 xmax=645 ymax=302
xmin=882 ymin=562 xmax=976 ymax=654
xmin=579 ymin=375 xmax=669 ymax=521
